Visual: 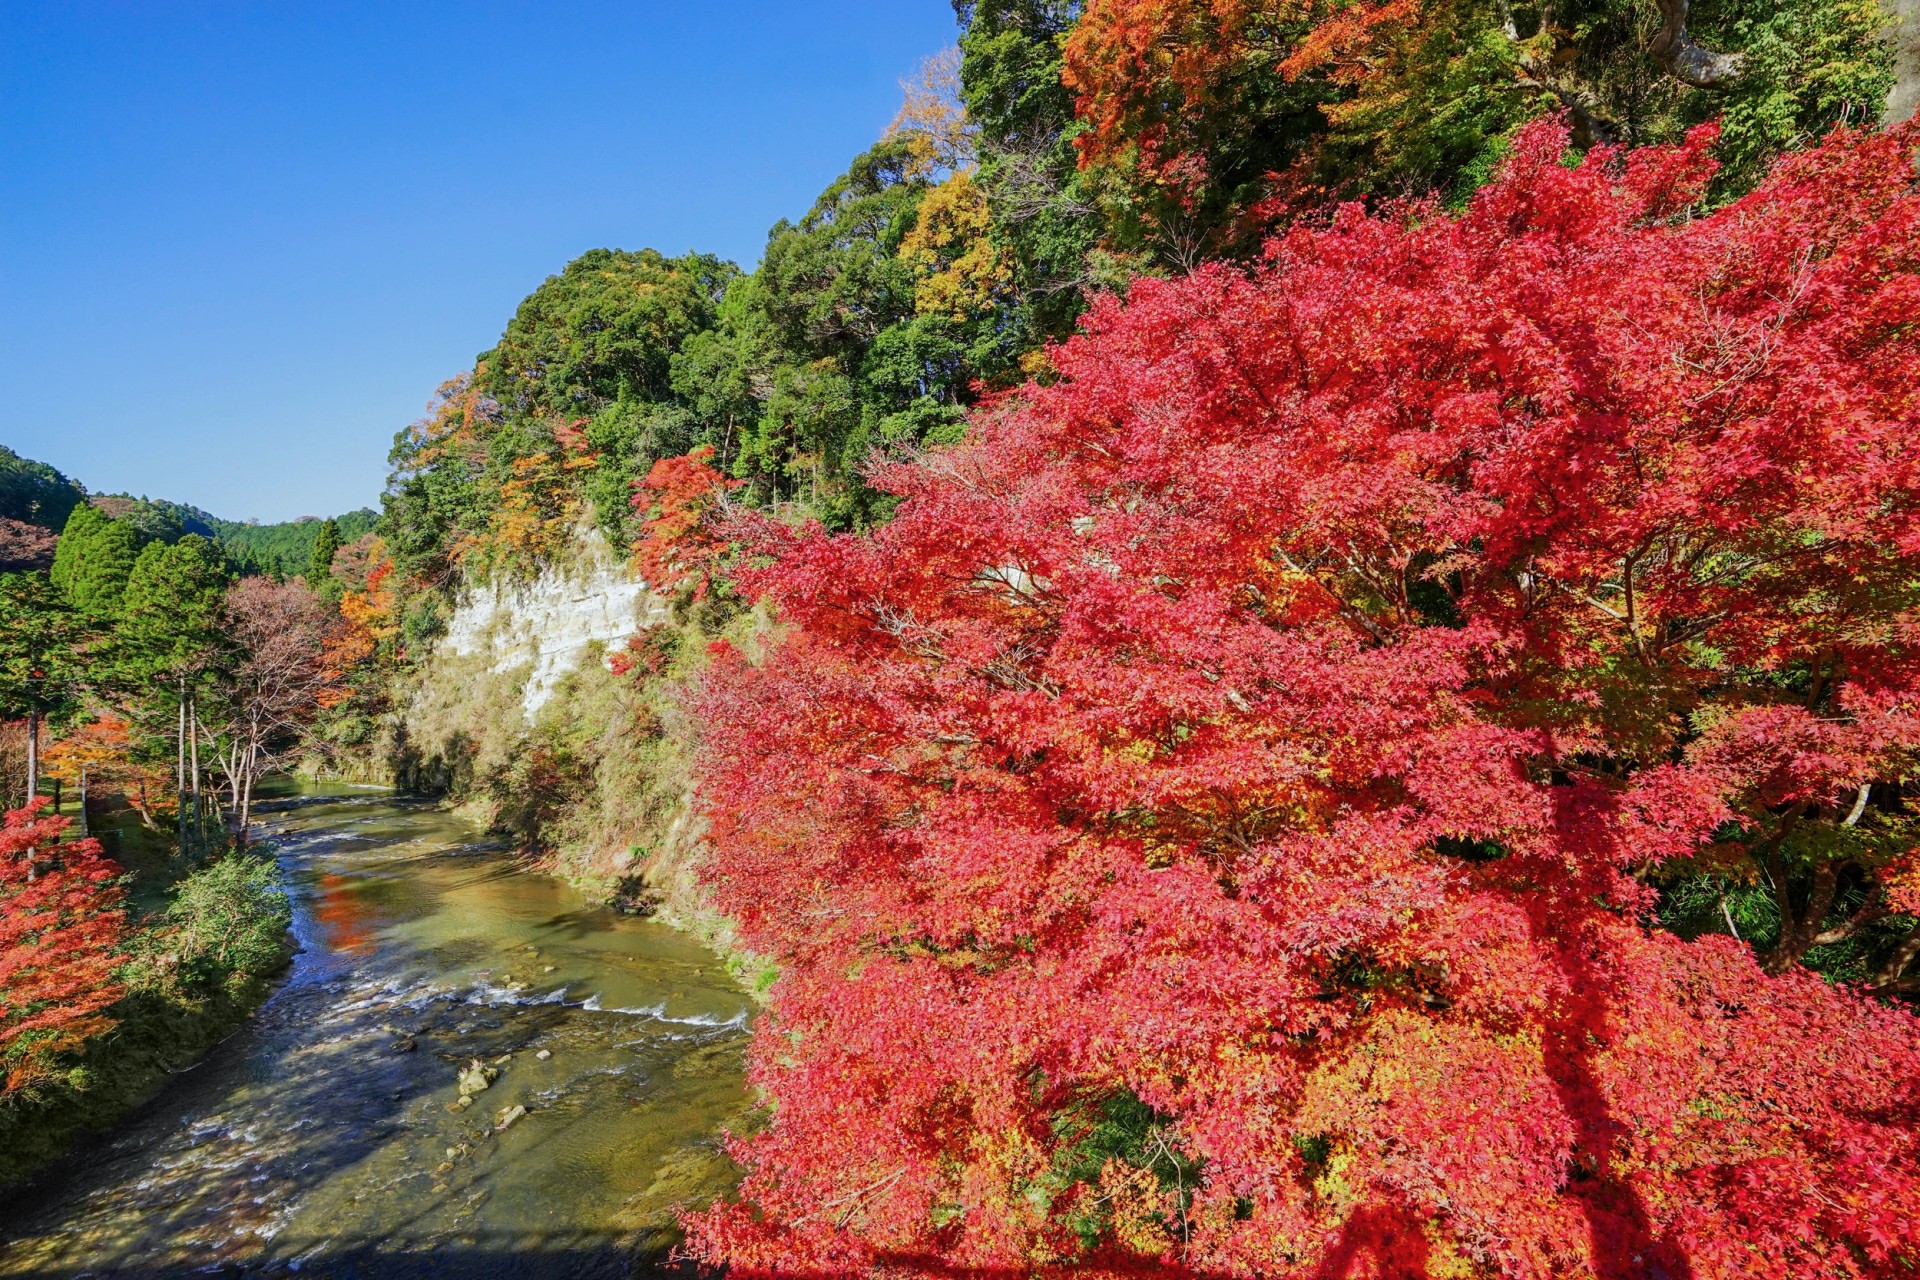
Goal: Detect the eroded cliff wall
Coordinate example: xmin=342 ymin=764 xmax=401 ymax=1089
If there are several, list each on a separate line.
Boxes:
xmin=438 ymin=530 xmax=674 ymax=720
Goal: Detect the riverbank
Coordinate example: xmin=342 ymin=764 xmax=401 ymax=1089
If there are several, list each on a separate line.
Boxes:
xmin=0 ymin=789 xmax=751 ymax=1279
xmin=0 ymin=810 xmax=294 ymax=1191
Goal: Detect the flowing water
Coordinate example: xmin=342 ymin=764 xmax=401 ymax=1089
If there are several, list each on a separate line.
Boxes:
xmin=0 ymin=788 xmax=752 ymax=1279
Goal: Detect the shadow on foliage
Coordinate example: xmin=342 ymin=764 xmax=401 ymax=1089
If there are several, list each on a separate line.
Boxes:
xmin=1524 ymin=894 xmax=1696 ymax=1280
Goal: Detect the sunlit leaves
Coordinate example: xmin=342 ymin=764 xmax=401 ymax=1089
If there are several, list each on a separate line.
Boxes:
xmin=683 ymin=121 xmax=1920 ymax=1277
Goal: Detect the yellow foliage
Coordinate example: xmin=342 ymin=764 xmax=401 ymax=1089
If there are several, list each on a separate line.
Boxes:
xmin=888 ymin=47 xmax=974 ymax=180
xmin=1098 ymin=1157 xmax=1176 ymax=1256
xmin=340 ymin=538 xmax=400 ymax=643
xmin=900 ymin=169 xmax=1011 ymax=320
xmin=483 ymin=451 xmax=580 ymax=568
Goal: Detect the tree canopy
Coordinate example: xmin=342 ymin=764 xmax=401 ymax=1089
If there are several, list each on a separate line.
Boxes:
xmin=49 ymin=504 xmax=141 ymax=621
xmin=682 ymin=119 xmax=1920 ymax=1279
xmin=480 ymin=247 xmax=735 ymax=417
xmin=0 ymin=447 xmax=84 ymax=533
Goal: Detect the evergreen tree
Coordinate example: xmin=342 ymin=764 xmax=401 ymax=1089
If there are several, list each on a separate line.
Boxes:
xmin=0 ymin=573 xmax=85 ymax=803
xmin=116 ymin=536 xmax=232 ymax=850
xmin=306 ymin=517 xmax=341 ymax=588
xmin=49 ymin=504 xmax=140 ymax=620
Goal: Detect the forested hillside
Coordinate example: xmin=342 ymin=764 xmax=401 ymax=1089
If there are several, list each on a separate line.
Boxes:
xmin=378 ymin=0 xmax=1899 ymax=588
xmin=9 ymin=0 xmax=1920 ymax=1271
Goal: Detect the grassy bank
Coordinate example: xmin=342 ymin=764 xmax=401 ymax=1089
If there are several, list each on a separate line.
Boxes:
xmin=0 ymin=809 xmax=294 ymax=1190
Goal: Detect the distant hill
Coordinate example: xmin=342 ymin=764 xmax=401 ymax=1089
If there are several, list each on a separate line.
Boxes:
xmin=0 ymin=445 xmax=86 ymax=531
xmin=200 ymin=507 xmax=379 ymax=578
xmin=0 ymin=443 xmax=376 ymax=577
xmin=0 ymin=517 xmax=58 ymax=572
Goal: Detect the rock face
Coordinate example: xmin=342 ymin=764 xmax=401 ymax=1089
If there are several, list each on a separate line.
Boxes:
xmin=1892 ymin=0 xmax=1920 ymax=125
xmin=439 ymin=528 xmax=672 ymax=718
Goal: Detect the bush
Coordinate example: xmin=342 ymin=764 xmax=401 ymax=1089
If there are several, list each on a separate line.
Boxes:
xmin=163 ymin=852 xmax=292 ymax=989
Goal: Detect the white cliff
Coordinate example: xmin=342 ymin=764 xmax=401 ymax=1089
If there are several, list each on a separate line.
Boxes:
xmin=439 ymin=529 xmax=671 ymax=718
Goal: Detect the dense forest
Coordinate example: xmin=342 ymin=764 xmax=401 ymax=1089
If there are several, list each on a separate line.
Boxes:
xmin=8 ymin=0 xmax=1920 ymax=1274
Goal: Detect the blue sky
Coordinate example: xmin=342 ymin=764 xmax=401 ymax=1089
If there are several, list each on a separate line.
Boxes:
xmin=0 ymin=1 xmax=961 ymax=523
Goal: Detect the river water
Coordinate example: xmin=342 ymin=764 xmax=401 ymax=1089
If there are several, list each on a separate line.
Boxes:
xmin=0 ymin=788 xmax=752 ymax=1279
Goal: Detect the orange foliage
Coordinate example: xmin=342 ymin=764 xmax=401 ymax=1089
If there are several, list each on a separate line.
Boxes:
xmin=42 ymin=719 xmax=174 ymax=827
xmin=630 ymin=446 xmax=741 ymax=598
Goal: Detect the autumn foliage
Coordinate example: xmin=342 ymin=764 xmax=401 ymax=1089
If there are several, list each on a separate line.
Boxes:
xmin=0 ymin=802 xmax=126 ymax=1097
xmin=684 ymin=121 xmax=1920 ymax=1277
xmin=41 ymin=716 xmax=175 ymax=831
xmin=631 ymin=446 xmax=740 ymax=597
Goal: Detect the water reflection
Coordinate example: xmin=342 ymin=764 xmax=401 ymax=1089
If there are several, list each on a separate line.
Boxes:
xmin=313 ymin=871 xmax=379 ymax=955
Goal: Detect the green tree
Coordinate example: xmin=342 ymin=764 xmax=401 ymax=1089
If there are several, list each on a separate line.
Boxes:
xmin=116 ymin=536 xmax=233 ymax=851
xmin=0 ymin=572 xmax=85 ymax=803
xmin=692 ymin=136 xmax=998 ymax=526
xmin=49 ymin=504 xmax=141 ymax=621
xmin=955 ymin=1 xmax=1117 ymax=349
xmin=480 ymin=247 xmax=735 ymax=418
xmin=306 ymin=516 xmax=341 ymax=595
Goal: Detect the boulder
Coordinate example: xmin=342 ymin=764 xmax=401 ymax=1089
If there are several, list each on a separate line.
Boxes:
xmin=457 ymin=1060 xmax=497 ymax=1097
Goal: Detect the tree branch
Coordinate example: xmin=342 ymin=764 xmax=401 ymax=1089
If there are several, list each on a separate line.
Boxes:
xmin=1650 ymin=0 xmax=1746 ymax=89
xmin=1874 ymin=923 xmax=1920 ymax=992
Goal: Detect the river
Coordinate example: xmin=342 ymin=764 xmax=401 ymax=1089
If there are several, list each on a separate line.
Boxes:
xmin=0 ymin=787 xmax=752 ymax=1279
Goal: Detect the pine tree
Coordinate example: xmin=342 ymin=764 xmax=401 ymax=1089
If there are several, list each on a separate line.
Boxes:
xmin=306 ymin=517 xmax=340 ymax=589
xmin=49 ymin=503 xmax=139 ymax=620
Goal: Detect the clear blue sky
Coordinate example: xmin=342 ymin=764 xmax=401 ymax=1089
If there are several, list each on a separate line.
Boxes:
xmin=0 ymin=1 xmax=961 ymax=523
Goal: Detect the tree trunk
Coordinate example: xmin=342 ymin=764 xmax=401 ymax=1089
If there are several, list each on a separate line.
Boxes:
xmin=1650 ymin=0 xmax=1746 ymax=88
xmin=1876 ymin=922 xmax=1920 ymax=991
xmin=238 ymin=743 xmax=255 ymax=849
xmin=189 ymin=695 xmax=203 ymax=853
xmin=1759 ymin=856 xmax=1838 ymax=975
xmin=177 ymin=678 xmax=188 ymax=853
xmin=25 ymin=704 xmax=38 ymax=802
xmin=1889 ymin=0 xmax=1920 ymax=124
xmin=78 ymin=765 xmax=89 ymax=839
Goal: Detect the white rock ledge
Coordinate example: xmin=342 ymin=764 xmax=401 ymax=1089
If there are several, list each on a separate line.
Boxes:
xmin=440 ymin=529 xmax=672 ymax=718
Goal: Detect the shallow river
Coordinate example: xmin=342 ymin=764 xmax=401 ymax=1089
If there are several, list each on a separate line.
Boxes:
xmin=0 ymin=788 xmax=752 ymax=1279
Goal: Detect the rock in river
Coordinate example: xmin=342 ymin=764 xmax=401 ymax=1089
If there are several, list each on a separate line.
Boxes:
xmin=457 ymin=1060 xmax=497 ymax=1097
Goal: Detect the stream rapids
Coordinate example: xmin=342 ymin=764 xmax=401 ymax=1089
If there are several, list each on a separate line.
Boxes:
xmin=0 ymin=787 xmax=752 ymax=1279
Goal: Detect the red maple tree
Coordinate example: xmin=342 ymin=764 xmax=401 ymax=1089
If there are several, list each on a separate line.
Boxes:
xmin=0 ymin=800 xmax=126 ymax=1096
xmin=630 ymin=445 xmax=741 ymax=598
xmin=683 ymin=120 xmax=1920 ymax=1277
